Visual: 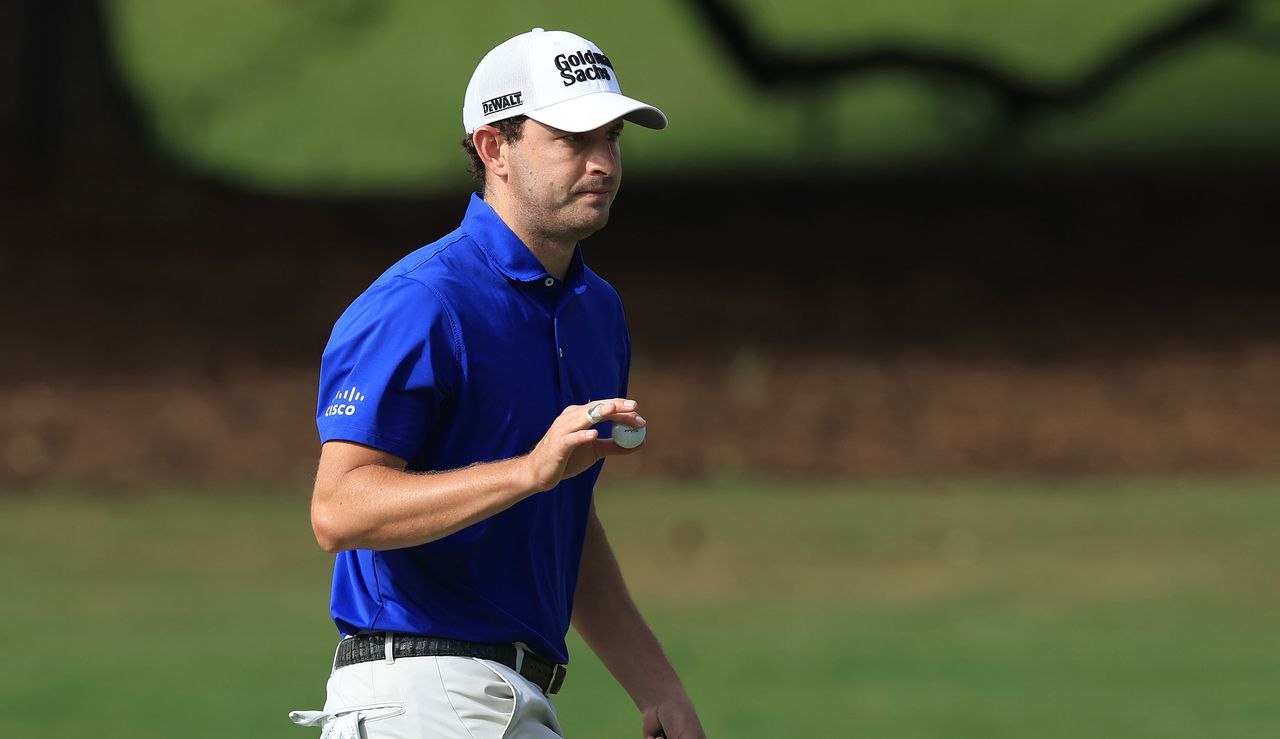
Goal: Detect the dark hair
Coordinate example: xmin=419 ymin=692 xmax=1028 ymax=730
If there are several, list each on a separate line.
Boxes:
xmin=460 ymin=116 xmax=528 ymax=189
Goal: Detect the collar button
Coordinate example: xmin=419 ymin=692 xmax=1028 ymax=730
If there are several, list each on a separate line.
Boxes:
xmin=544 ymin=277 xmax=555 ymax=287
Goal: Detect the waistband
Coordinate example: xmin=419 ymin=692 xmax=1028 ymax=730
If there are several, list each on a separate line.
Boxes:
xmin=334 ymin=633 xmax=567 ymax=696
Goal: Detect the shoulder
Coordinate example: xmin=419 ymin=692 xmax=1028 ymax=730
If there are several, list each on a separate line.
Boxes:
xmin=329 ymin=267 xmax=464 ymax=361
xmin=342 ymin=271 xmax=450 ymax=321
xmin=380 ymin=227 xmax=507 ymax=306
xmin=379 ymin=227 xmax=474 ymax=287
xmin=359 ymin=226 xmax=492 ymax=311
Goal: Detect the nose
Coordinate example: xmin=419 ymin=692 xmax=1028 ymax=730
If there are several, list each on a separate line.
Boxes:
xmin=587 ymin=137 xmax=619 ymax=178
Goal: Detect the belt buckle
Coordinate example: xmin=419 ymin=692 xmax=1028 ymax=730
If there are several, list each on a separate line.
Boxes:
xmin=547 ymin=663 xmax=566 ymax=695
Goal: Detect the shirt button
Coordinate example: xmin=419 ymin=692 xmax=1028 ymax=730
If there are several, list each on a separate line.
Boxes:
xmin=544 ymin=278 xmax=555 ymax=287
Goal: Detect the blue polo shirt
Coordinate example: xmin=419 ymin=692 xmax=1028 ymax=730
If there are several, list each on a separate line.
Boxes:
xmin=316 ymin=194 xmax=631 ymax=664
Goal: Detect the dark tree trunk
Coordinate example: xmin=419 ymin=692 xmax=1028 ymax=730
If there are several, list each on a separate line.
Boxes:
xmin=0 ymin=0 xmax=157 ymax=179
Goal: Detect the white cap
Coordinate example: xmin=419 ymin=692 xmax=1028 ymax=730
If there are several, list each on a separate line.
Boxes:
xmin=463 ymin=28 xmax=668 ymax=134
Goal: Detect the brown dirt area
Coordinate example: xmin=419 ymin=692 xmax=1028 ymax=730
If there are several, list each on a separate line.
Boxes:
xmin=5 ymin=347 xmax=1280 ymax=491
xmin=3 ymin=170 xmax=1279 ymax=490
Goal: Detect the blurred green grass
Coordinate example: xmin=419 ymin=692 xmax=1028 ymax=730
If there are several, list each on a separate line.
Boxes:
xmin=2 ymin=479 xmax=1278 ymax=738
xmin=111 ymin=0 xmax=1280 ymax=193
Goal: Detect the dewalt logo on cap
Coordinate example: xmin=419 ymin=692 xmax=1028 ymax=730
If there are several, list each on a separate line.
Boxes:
xmin=482 ymin=91 xmax=524 ymax=116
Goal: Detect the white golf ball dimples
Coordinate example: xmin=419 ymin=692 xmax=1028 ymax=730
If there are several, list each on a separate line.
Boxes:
xmin=612 ymin=423 xmax=646 ymax=449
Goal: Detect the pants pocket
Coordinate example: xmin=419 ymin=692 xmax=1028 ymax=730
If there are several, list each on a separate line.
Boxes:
xmin=437 ymin=657 xmax=518 ymax=739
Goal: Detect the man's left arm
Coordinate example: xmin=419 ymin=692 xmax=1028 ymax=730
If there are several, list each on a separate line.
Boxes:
xmin=573 ymin=501 xmax=707 ymax=739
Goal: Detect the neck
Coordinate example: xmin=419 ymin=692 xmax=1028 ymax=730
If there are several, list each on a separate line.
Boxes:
xmin=484 ymin=190 xmax=575 ymax=280
xmin=513 ymin=228 xmax=575 ymax=281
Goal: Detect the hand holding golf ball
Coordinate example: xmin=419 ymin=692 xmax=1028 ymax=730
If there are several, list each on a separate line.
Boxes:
xmin=585 ymin=401 xmax=646 ymax=448
xmin=526 ymin=399 xmax=645 ymax=493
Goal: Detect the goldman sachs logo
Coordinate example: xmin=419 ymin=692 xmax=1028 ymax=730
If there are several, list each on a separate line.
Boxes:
xmin=554 ymin=49 xmax=614 ymax=86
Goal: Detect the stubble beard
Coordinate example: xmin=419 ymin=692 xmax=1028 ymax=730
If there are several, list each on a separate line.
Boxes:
xmin=563 ymin=176 xmax=619 ymax=238
xmin=508 ymin=153 xmax=618 ymax=245
xmin=523 ymin=187 xmax=615 ymax=245
xmin=565 ymin=194 xmax=613 ymax=239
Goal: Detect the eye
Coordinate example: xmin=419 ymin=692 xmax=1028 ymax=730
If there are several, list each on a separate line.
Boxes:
xmin=607 ymin=129 xmax=623 ymax=142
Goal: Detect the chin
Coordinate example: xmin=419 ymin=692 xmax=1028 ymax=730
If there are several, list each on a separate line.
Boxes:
xmin=566 ymin=208 xmax=611 ymax=238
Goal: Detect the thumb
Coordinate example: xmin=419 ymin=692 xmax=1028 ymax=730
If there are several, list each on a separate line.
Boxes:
xmin=641 ymin=708 xmax=665 ymax=738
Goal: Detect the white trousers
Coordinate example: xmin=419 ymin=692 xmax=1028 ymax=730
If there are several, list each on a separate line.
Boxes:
xmin=290 ymin=642 xmax=564 ymax=739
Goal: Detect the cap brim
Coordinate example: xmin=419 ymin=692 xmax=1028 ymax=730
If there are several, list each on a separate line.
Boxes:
xmin=525 ymin=91 xmax=667 ymax=133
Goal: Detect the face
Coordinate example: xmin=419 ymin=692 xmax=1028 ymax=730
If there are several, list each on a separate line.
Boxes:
xmin=500 ymin=118 xmax=624 ymax=243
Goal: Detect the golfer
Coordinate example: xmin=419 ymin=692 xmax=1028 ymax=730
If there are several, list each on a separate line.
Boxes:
xmin=289 ymin=28 xmax=706 ymax=739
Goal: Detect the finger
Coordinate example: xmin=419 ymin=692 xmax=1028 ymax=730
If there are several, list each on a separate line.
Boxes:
xmin=551 ymin=429 xmax=599 ymax=461
xmin=606 ymin=411 xmax=646 ymax=428
xmin=583 ymin=398 xmax=638 ymax=425
xmin=584 ymin=401 xmax=614 ymax=425
xmin=567 ymin=428 xmax=600 ymax=446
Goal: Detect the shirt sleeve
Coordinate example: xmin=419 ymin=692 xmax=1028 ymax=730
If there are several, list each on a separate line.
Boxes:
xmin=316 ymin=275 xmax=459 ymax=460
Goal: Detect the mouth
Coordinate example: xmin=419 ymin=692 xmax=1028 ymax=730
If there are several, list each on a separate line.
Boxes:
xmin=574 ymin=180 xmax=614 ymax=199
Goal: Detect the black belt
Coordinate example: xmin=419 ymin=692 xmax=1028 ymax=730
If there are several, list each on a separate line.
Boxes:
xmin=335 ymin=633 xmax=567 ymax=695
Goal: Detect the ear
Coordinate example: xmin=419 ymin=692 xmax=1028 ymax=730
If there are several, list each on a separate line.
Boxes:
xmin=472 ymin=125 xmax=509 ymax=179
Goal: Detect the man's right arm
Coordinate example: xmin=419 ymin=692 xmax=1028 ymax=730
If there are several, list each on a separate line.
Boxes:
xmin=310 ymin=399 xmax=644 ymax=553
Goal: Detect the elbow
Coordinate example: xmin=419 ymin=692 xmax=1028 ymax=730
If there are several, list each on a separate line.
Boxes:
xmin=311 ymin=494 xmax=350 ymax=554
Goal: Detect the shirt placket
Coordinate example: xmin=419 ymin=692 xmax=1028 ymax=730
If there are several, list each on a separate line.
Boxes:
xmin=550 ymin=280 xmax=590 ymax=407
xmin=520 ymin=275 xmax=569 ymax=404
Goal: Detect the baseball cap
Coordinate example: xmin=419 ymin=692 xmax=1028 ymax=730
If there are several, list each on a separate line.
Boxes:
xmin=463 ymin=28 xmax=668 ymax=135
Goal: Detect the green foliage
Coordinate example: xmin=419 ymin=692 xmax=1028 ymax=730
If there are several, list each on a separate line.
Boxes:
xmin=2 ymin=480 xmax=1277 ymax=737
xmin=109 ymin=1 xmax=1280 ymax=193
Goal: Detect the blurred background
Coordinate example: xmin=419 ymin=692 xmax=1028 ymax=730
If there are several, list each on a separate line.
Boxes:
xmin=1 ymin=0 xmax=1278 ymax=737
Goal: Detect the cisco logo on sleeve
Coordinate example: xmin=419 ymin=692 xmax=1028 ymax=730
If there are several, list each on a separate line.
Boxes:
xmin=324 ymin=386 xmax=366 ymax=417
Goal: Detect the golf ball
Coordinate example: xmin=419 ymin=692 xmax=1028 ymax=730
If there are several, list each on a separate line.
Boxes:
xmin=612 ymin=424 xmax=646 ymax=449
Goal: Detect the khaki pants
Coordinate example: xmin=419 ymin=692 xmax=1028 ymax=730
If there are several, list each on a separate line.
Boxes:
xmin=290 ymin=641 xmax=564 ymax=739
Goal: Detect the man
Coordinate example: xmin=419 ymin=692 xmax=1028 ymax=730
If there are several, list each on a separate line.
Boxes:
xmin=289 ymin=28 xmax=706 ymax=739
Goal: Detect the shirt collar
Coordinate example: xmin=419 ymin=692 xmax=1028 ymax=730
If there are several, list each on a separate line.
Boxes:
xmin=464 ymin=193 xmax=588 ymax=290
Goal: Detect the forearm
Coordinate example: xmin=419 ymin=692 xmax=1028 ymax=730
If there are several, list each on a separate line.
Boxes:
xmin=311 ymin=404 xmax=696 ymax=733
xmin=311 ymin=399 xmax=643 ymax=553
xmin=573 ymin=507 xmax=689 ymax=710
xmin=312 ymin=456 xmax=535 ymax=552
